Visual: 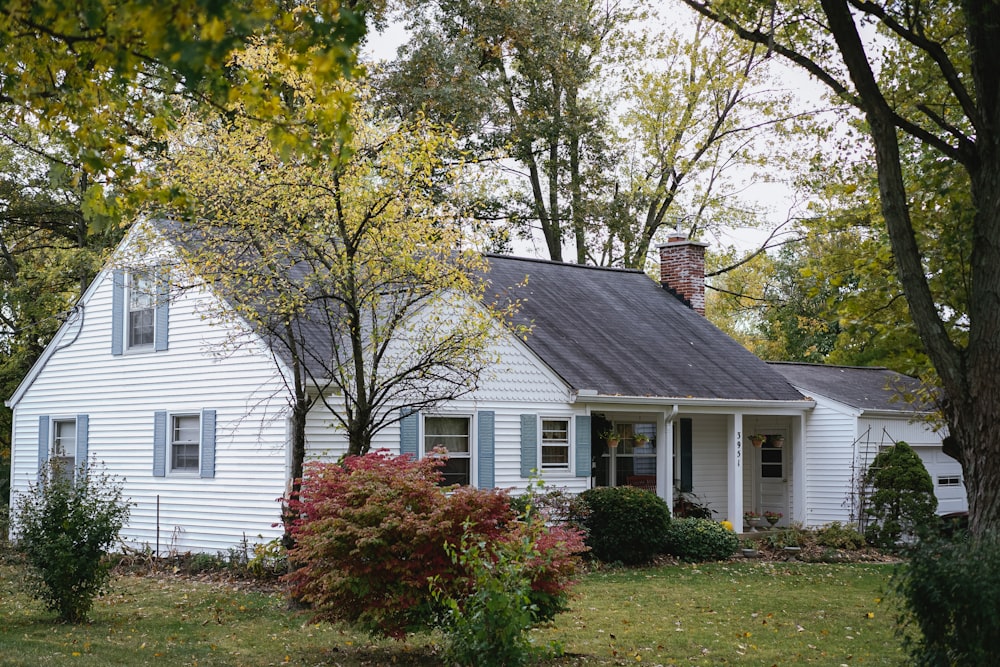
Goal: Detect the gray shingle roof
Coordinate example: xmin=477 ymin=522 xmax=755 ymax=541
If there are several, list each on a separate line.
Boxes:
xmin=484 ymin=255 xmax=806 ymax=401
xmin=768 ymin=362 xmax=931 ymax=413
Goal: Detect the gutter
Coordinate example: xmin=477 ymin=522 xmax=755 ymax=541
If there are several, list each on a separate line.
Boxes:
xmin=571 ymin=392 xmax=814 ymax=412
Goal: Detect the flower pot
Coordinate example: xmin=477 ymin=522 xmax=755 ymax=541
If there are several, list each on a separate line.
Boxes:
xmin=607 ymin=438 xmax=619 ymax=449
xmin=772 ymin=436 xmax=785 ymax=448
xmin=765 ymin=515 xmax=779 ymax=526
xmin=747 ymin=517 xmax=764 ymax=530
xmin=750 ymin=436 xmax=764 ymax=448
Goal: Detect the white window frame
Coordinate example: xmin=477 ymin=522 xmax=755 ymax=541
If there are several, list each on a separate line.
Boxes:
xmin=937 ymin=475 xmax=962 ymax=487
xmin=170 ymin=412 xmax=201 ymax=474
xmin=51 ymin=417 xmax=77 ymax=482
xmin=540 ymin=417 xmax=571 ymax=472
xmin=126 ymin=270 xmax=156 ymax=351
xmin=422 ymin=414 xmax=473 ymax=486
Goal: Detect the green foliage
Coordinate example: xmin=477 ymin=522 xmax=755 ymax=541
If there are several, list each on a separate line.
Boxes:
xmin=862 ymin=441 xmax=938 ymax=549
xmin=814 ymin=522 xmax=866 ymax=550
xmin=578 ymin=486 xmax=671 ymax=565
xmin=13 ymin=459 xmax=131 ymax=622
xmin=286 ymin=452 xmax=585 ymax=638
xmin=432 ymin=523 xmax=537 ymax=667
xmin=663 ymin=518 xmax=739 ymax=562
xmin=892 ymin=532 xmax=1000 ymax=665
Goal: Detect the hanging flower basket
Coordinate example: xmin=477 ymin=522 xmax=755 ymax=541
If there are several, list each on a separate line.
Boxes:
xmin=772 ymin=435 xmax=785 ymax=448
xmin=750 ymin=434 xmax=765 ymax=448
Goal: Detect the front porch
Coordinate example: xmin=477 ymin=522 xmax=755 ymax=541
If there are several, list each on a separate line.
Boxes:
xmin=581 ymin=402 xmax=808 ymax=529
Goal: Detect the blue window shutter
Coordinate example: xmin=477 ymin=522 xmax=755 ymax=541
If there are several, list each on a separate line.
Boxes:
xmin=37 ymin=415 xmax=50 ymax=474
xmin=519 ymin=414 xmax=537 ymax=477
xmin=200 ymin=409 xmax=216 ymax=478
xmin=76 ymin=415 xmax=89 ymax=471
xmin=477 ymin=411 xmax=495 ymax=489
xmin=680 ymin=418 xmax=693 ymax=492
xmin=153 ymin=411 xmax=167 ymax=477
xmin=154 ymin=267 xmax=169 ymax=352
xmin=575 ymin=415 xmax=592 ymax=477
xmin=399 ymin=409 xmax=419 ymax=458
xmin=111 ymin=270 xmax=125 ymax=356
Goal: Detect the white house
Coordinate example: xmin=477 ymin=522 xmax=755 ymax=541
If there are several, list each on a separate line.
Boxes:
xmin=6 ymin=221 xmax=963 ymax=553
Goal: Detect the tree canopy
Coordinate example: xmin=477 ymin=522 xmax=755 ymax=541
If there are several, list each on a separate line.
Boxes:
xmin=683 ymin=0 xmax=1000 ymax=535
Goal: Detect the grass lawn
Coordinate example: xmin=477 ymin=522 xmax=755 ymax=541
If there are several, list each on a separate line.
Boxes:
xmin=0 ymin=560 xmax=907 ymax=666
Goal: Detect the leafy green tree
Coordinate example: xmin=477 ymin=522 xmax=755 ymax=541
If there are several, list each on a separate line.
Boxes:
xmin=380 ymin=1 xmax=785 ymax=267
xmin=682 ymin=0 xmax=1000 ymax=534
xmin=156 ymin=45 xmax=519 ymax=480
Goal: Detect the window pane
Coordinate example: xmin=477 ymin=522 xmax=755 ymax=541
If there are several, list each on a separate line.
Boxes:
xmin=171 ymin=415 xmax=200 ymax=471
xmin=541 ymin=419 xmax=569 ymax=469
xmin=128 ymin=272 xmax=155 ymax=348
xmin=424 ymin=417 xmax=469 ymax=454
xmin=439 ymin=457 xmax=470 ymax=486
xmin=53 ymin=420 xmax=76 ymax=457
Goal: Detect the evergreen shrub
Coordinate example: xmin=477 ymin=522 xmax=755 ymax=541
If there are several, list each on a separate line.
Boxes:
xmin=664 ymin=517 xmax=739 ymax=562
xmin=578 ymin=486 xmax=671 ymax=565
xmin=862 ymin=441 xmax=938 ymax=548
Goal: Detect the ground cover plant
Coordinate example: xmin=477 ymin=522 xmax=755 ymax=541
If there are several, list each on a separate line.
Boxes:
xmin=0 ymin=557 xmax=905 ymax=666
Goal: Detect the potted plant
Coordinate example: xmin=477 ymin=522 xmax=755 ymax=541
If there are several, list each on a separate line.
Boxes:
xmin=743 ymin=510 xmax=763 ymax=530
xmin=750 ymin=434 xmax=765 ymax=448
xmin=634 ymin=432 xmax=650 ymax=447
xmin=600 ymin=429 xmax=620 ymax=448
xmin=772 ymin=434 xmax=785 ymax=448
xmin=764 ymin=510 xmax=783 ymax=526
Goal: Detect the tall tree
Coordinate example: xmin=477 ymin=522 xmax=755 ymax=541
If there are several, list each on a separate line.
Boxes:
xmin=157 ymin=47 xmax=518 ymax=490
xmin=682 ymin=0 xmax=1000 ymax=535
xmin=381 ymin=0 xmax=629 ymax=263
xmin=378 ymin=0 xmax=788 ymax=268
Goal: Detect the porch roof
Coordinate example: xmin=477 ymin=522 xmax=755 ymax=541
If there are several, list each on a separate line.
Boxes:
xmin=483 ymin=255 xmax=807 ymax=402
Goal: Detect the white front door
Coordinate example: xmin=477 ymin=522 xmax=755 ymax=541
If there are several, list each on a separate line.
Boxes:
xmin=757 ymin=433 xmax=788 ymax=526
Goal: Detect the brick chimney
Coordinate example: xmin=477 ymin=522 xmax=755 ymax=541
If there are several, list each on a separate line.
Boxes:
xmin=657 ymin=232 xmax=709 ymax=315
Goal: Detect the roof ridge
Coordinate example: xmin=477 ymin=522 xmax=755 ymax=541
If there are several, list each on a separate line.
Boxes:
xmin=483 ymin=253 xmax=645 ymax=275
xmin=766 ymin=361 xmax=890 ymax=371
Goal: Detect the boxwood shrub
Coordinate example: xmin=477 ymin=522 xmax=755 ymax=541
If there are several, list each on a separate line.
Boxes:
xmin=578 ymin=486 xmax=671 ymax=565
xmin=663 ymin=517 xmax=739 ymax=562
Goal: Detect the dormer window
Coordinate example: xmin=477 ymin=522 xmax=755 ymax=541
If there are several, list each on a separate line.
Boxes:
xmin=111 ymin=267 xmax=169 ymax=356
xmin=128 ymin=271 xmax=156 ymax=349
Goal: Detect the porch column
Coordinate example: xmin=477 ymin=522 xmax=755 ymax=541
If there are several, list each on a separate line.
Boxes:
xmin=727 ymin=412 xmax=744 ymax=529
xmin=792 ymin=412 xmax=807 ymax=525
xmin=657 ymin=409 xmax=674 ymax=512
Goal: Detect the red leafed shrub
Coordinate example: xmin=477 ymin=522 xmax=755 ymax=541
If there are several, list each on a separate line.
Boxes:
xmin=285 ymin=450 xmax=584 ymax=638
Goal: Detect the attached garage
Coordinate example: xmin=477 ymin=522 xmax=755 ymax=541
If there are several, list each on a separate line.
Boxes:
xmin=771 ymin=362 xmax=968 ymax=523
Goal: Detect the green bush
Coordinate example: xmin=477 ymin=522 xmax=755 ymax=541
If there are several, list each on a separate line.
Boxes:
xmin=432 ymin=522 xmax=539 ymax=667
xmin=892 ymin=532 xmax=1000 ymax=665
xmin=578 ymin=486 xmax=671 ymax=565
xmin=862 ymin=441 xmax=938 ymax=549
xmin=664 ymin=518 xmax=739 ymax=562
xmin=14 ymin=458 xmax=131 ymax=622
xmin=814 ymin=522 xmax=865 ymax=550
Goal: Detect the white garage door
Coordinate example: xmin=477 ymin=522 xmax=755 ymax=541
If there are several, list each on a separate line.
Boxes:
xmin=914 ymin=446 xmax=968 ymax=514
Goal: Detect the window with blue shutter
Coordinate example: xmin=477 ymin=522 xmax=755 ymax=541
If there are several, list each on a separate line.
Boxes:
xmin=477 ymin=411 xmax=495 ymax=489
xmin=200 ymin=409 xmax=216 ymax=478
xmin=113 ymin=268 xmax=169 ymax=355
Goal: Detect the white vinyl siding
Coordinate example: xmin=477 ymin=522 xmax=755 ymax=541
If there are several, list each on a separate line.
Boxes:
xmin=9 ymin=245 xmax=292 ymax=554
